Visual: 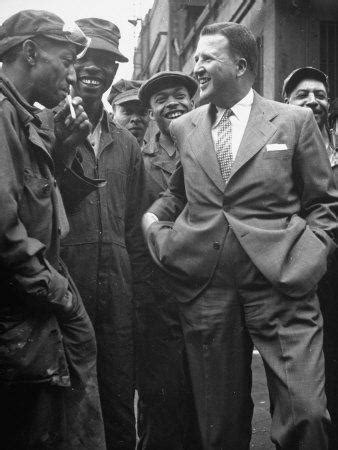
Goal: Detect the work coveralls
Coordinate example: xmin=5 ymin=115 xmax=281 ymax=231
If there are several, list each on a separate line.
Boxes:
xmin=60 ymin=110 xmax=147 ymax=450
xmin=0 ymin=74 xmax=105 ymax=450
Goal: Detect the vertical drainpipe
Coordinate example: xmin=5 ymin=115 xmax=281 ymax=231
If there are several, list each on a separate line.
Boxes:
xmin=166 ymin=0 xmax=173 ymax=70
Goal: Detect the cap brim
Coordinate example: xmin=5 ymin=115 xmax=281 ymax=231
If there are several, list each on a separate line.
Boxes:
xmin=283 ymin=67 xmax=328 ymax=98
xmin=110 ymin=92 xmax=141 ymax=105
xmin=139 ymin=73 xmax=198 ymax=106
xmin=89 ymin=36 xmax=128 ymax=62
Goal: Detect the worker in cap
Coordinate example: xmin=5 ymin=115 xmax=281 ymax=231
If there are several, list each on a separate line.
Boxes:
xmin=58 ymin=17 xmax=147 ymax=450
xmin=0 ymin=9 xmax=105 ymax=449
xmin=283 ymin=67 xmax=330 ymax=133
xmin=139 ymin=70 xmax=198 ymax=202
xmin=135 ymin=70 xmax=201 ymax=450
xmin=109 ymin=79 xmax=150 ymax=146
xmin=284 ymin=66 xmax=338 ymax=449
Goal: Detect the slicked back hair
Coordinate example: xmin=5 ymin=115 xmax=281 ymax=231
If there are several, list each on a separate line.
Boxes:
xmin=200 ymin=22 xmax=258 ymax=76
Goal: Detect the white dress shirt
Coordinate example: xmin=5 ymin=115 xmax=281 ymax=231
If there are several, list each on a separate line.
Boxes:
xmin=211 ymin=89 xmax=254 ymax=160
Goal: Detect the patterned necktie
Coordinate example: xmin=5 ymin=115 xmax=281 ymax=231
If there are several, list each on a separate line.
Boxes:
xmin=215 ymin=109 xmax=233 ymax=182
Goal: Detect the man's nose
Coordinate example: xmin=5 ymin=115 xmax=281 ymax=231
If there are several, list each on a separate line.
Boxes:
xmin=130 ymin=114 xmax=142 ymax=123
xmin=305 ymin=93 xmax=318 ymax=105
xmin=166 ymin=96 xmax=179 ymax=107
xmin=67 ymin=65 xmax=77 ymax=86
xmin=194 ymin=59 xmax=205 ymax=76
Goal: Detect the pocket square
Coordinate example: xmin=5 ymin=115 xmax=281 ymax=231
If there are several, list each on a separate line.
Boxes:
xmin=266 ymin=143 xmax=288 ymax=151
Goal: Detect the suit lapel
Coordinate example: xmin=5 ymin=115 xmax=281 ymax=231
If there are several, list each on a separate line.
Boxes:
xmin=187 ymin=105 xmax=226 ymax=192
xmin=229 ymin=93 xmax=278 ymax=181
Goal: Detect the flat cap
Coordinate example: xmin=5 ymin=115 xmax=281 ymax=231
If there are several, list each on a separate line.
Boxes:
xmin=0 ymin=10 xmax=88 ymax=59
xmin=76 ymin=18 xmax=128 ymax=62
xmin=139 ymin=71 xmax=198 ymax=106
xmin=108 ymin=79 xmax=144 ymax=105
xmin=282 ymin=66 xmax=329 ymax=99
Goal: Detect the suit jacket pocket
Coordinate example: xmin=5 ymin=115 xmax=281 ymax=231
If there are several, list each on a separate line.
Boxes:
xmin=229 ymin=214 xmax=328 ymax=297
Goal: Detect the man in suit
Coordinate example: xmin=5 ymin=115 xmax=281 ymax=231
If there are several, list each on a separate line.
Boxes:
xmin=143 ymin=22 xmax=338 ymax=450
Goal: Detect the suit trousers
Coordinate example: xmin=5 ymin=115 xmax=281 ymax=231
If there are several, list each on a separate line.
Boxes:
xmin=178 ymin=227 xmax=329 ymax=450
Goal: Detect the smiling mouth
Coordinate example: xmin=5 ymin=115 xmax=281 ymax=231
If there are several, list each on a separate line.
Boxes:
xmin=165 ymin=111 xmax=184 ymax=119
xmin=198 ymin=76 xmax=210 ymax=86
xmin=80 ymin=78 xmax=102 ymax=87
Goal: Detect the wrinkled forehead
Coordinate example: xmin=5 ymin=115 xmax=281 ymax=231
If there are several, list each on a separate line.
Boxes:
xmin=35 ymin=36 xmax=78 ymax=60
xmin=150 ymin=84 xmax=190 ymax=100
xmin=292 ymin=78 xmax=328 ymax=94
xmin=194 ymin=33 xmax=229 ymax=56
xmin=117 ymin=100 xmax=147 ymax=111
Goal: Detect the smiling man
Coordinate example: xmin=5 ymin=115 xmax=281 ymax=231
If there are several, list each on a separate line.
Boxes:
xmin=135 ymin=71 xmax=200 ymax=450
xmin=142 ymin=22 xmax=338 ymax=449
xmin=139 ymin=71 xmax=197 ymax=204
xmin=283 ymin=67 xmax=333 ymax=154
xmin=58 ymin=18 xmax=147 ymax=450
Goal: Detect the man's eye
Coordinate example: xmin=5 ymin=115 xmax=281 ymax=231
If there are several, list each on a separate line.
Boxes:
xmin=62 ymin=59 xmax=73 ymax=68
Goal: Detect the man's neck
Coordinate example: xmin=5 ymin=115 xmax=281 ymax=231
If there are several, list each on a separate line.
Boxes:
xmin=2 ymin=63 xmax=34 ymax=105
xmin=83 ymin=97 xmax=103 ymax=129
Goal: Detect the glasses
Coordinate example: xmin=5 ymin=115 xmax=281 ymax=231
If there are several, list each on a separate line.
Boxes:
xmin=62 ymin=21 xmax=91 ymax=59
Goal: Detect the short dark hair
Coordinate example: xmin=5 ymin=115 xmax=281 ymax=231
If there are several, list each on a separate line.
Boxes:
xmin=201 ymin=22 xmax=258 ymax=75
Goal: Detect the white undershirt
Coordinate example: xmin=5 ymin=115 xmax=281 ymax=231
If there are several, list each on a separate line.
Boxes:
xmin=211 ymin=89 xmax=254 ymax=160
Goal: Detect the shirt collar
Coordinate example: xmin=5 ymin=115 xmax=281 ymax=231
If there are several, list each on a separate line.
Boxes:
xmin=158 ymin=132 xmax=177 ymax=157
xmin=213 ymin=88 xmax=254 ymax=127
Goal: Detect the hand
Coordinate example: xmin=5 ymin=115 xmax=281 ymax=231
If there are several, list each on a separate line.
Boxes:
xmin=54 ymin=96 xmax=92 ymax=150
xmin=142 ymin=212 xmax=159 ymax=236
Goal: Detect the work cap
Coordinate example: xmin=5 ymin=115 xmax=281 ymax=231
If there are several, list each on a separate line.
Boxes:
xmin=282 ymin=66 xmax=329 ymax=99
xmin=139 ymin=71 xmax=198 ymax=106
xmin=108 ymin=79 xmax=144 ymax=105
xmin=0 ymin=10 xmax=89 ymax=60
xmin=75 ymin=18 xmax=128 ymax=62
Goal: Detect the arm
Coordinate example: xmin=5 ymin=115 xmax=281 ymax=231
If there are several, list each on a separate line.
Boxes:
xmin=295 ymin=108 xmax=338 ymax=249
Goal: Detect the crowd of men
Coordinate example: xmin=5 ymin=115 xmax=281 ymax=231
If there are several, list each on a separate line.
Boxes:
xmin=0 ymin=8 xmax=337 ymax=450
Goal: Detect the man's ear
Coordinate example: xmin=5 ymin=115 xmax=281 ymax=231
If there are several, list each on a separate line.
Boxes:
xmin=149 ymin=108 xmax=155 ymax=121
xmin=236 ymin=58 xmax=247 ymax=78
xmin=284 ymin=97 xmax=290 ymax=104
xmin=22 ymin=40 xmax=38 ymax=66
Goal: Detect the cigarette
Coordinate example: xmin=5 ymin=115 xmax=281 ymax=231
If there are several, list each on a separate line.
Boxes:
xmin=67 ymin=94 xmax=76 ymax=119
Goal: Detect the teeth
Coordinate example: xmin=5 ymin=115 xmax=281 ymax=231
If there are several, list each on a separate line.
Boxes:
xmin=199 ymin=77 xmax=209 ymax=85
xmin=82 ymin=78 xmax=100 ymax=86
xmin=167 ymin=111 xmax=183 ymax=119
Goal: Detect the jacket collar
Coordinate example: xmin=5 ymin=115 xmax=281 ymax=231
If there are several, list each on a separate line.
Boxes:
xmin=0 ymin=73 xmax=42 ymax=127
xmin=187 ymin=91 xmax=279 ymax=192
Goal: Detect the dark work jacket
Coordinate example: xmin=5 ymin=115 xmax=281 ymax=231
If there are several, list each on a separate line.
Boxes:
xmin=60 ymin=111 xmax=147 ymax=319
xmin=142 ymin=131 xmax=180 ymax=206
xmin=0 ymin=75 xmax=72 ymax=385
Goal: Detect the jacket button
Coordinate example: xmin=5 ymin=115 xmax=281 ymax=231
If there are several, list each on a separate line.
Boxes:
xmin=213 ymin=242 xmax=220 ymax=250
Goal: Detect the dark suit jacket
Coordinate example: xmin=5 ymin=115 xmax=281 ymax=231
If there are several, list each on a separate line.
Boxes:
xmin=146 ymin=92 xmax=338 ymax=301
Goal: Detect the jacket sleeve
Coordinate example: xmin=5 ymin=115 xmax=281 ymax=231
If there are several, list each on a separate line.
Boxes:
xmin=295 ymin=108 xmax=338 ymax=251
xmin=0 ymin=102 xmax=69 ymax=313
